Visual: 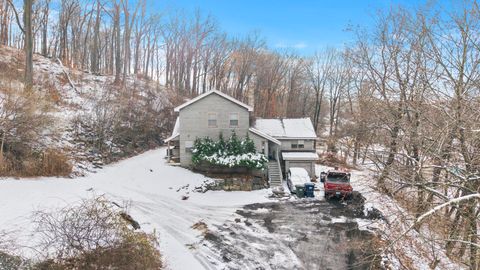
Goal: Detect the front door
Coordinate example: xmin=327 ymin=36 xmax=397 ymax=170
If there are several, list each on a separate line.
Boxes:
xmin=268 ymin=144 xmax=277 ymax=161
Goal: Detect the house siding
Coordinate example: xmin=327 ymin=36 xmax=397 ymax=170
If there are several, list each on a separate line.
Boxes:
xmin=278 ymin=139 xmax=315 ymax=152
xmin=248 ymin=131 xmax=269 ymax=156
xmin=178 ymin=93 xmax=250 ymax=166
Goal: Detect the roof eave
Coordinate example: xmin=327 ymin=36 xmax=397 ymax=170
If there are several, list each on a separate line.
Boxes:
xmin=174 ymin=90 xmax=253 ymax=112
xmin=275 ymin=137 xmax=319 ymax=140
xmin=164 ymin=133 xmax=179 ymax=143
xmin=283 ymin=157 xmax=319 ymax=161
xmin=249 ymin=128 xmax=281 ymax=145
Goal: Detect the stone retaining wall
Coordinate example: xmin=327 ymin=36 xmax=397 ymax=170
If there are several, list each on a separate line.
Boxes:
xmin=193 ymin=163 xmax=268 ymax=191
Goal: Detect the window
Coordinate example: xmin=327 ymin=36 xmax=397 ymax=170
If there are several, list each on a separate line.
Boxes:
xmin=185 ymin=141 xmax=193 ymax=153
xmin=229 ymin=113 xmax=239 ymax=127
xmin=291 ymin=140 xmax=305 ymax=149
xmin=298 ymin=140 xmax=305 ymax=149
xmin=208 ymin=113 xmax=217 ymax=127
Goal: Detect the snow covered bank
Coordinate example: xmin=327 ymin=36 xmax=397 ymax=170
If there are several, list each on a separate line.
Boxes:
xmin=319 ymin=164 xmax=467 ymax=270
xmin=0 ymin=147 xmax=273 ymax=269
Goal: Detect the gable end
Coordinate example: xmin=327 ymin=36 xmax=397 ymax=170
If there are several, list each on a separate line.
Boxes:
xmin=174 ymin=90 xmax=253 ymax=112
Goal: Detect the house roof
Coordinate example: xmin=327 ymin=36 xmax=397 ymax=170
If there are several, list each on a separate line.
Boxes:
xmin=254 ymin=118 xmax=317 ymax=139
xmin=282 ymin=152 xmax=319 ymax=161
xmin=174 ymin=90 xmax=253 ymax=112
xmin=164 ymin=117 xmax=180 ymax=143
xmin=249 ymin=128 xmax=281 ymax=145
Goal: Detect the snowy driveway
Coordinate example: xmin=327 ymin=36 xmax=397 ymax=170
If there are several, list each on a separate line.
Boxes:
xmin=0 ymin=148 xmax=272 ymax=269
xmin=0 ymin=148 xmax=380 ymax=269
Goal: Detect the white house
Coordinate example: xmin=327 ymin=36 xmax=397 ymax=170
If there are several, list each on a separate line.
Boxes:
xmin=165 ymin=90 xmax=319 ymax=186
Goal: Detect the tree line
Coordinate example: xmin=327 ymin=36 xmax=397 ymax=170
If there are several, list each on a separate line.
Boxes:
xmin=0 ymin=0 xmax=339 ymax=126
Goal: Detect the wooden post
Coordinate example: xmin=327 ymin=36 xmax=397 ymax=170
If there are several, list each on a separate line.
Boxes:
xmin=167 ymin=141 xmax=171 ymax=162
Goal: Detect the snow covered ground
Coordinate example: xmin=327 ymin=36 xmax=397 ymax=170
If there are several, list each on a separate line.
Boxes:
xmin=339 ymin=166 xmax=466 ymax=270
xmin=0 ymin=144 xmax=465 ymax=269
xmin=0 ymin=147 xmax=273 ymax=269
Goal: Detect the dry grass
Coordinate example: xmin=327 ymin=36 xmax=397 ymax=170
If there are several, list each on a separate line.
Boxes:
xmin=0 ymin=149 xmax=72 ymax=177
xmin=38 ymin=74 xmax=63 ymax=104
xmin=36 ymin=149 xmax=73 ymax=177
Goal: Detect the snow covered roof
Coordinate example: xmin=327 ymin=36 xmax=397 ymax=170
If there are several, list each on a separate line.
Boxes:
xmin=249 ymin=128 xmax=281 ymax=145
xmin=174 ymin=90 xmax=253 ymax=112
xmin=254 ymin=118 xmax=317 ymax=139
xmin=282 ymin=152 xmax=319 ymax=161
xmin=164 ymin=117 xmax=180 ymax=142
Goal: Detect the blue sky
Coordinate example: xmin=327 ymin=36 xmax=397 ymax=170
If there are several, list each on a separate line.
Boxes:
xmin=152 ymin=0 xmax=441 ymax=55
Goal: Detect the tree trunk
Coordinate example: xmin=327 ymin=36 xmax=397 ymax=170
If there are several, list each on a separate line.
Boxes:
xmin=91 ymin=0 xmax=101 ymax=74
xmin=113 ymin=3 xmax=121 ymax=84
xmin=24 ymin=0 xmax=33 ymax=90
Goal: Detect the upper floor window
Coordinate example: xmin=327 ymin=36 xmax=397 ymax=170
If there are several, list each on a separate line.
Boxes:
xmin=208 ymin=113 xmax=217 ymax=127
xmin=298 ymin=140 xmax=305 ymax=149
xmin=292 ymin=140 xmax=305 ymax=149
xmin=230 ymin=113 xmax=239 ymax=127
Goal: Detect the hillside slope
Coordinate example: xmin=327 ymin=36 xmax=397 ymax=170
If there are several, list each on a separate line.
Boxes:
xmin=0 ymin=46 xmax=172 ymax=176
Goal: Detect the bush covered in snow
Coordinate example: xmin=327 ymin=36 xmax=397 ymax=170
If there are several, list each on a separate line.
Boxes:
xmin=191 ymin=132 xmax=267 ymax=169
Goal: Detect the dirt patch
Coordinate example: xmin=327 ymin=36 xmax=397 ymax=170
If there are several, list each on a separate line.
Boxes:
xmin=326 ymin=191 xmax=366 ymax=218
xmin=192 ymin=221 xmax=209 ymax=235
xmin=263 ymin=215 xmax=275 ymax=233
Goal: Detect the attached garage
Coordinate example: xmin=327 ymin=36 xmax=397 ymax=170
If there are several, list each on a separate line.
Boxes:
xmin=282 ymin=152 xmax=319 ymax=178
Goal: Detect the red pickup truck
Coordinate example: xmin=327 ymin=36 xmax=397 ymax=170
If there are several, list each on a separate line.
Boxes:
xmin=320 ymin=169 xmax=353 ymax=198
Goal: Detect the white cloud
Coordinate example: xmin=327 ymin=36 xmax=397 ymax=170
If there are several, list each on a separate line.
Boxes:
xmin=293 ymin=42 xmax=307 ymax=49
xmin=275 ymin=41 xmax=307 ymax=49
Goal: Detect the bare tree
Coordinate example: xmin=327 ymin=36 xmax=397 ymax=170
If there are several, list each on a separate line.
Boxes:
xmin=23 ymin=0 xmax=33 ymax=90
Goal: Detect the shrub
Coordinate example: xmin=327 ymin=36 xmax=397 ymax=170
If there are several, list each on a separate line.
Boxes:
xmin=0 ymin=251 xmax=24 ymax=270
xmin=32 ymin=196 xmax=162 ymax=269
xmin=0 ymin=86 xmax=61 ymax=177
xmin=192 ymin=132 xmax=268 ymax=169
xmin=37 ymin=150 xmax=73 ymax=177
xmin=0 ymin=149 xmax=72 ymax=177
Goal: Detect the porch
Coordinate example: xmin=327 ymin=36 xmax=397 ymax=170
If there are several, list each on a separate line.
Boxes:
xmin=165 ymin=137 xmax=180 ymax=163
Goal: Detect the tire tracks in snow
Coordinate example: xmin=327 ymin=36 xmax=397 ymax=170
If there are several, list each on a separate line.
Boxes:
xmin=107 ymin=188 xmax=244 ymax=269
